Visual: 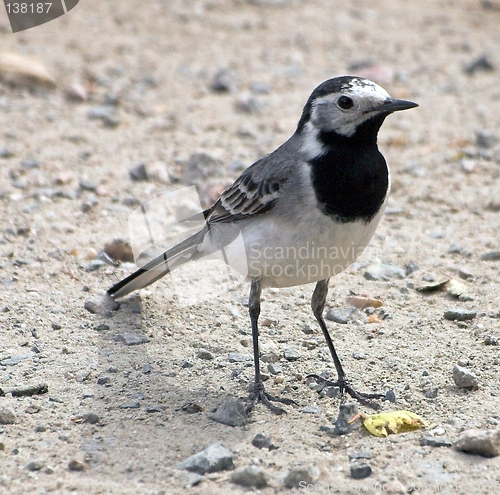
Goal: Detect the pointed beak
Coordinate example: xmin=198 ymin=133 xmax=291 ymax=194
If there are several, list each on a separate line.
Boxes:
xmin=380 ymin=97 xmax=418 ymax=113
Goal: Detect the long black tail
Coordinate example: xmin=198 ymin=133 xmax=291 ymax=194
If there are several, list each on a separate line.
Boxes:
xmin=107 ymin=227 xmax=208 ymax=299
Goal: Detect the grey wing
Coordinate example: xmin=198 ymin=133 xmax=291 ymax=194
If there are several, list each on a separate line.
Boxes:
xmin=207 ymin=145 xmax=298 ymax=224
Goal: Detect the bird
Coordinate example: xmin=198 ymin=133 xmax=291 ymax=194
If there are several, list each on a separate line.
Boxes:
xmin=107 ymin=75 xmax=418 ymax=415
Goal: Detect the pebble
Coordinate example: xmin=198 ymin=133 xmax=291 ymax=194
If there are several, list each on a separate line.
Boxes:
xmin=424 ymin=386 xmax=439 ymax=398
xmin=103 ymin=238 xmax=134 ymax=263
xmin=74 ymin=370 xmax=91 ymax=382
xmin=454 ymin=428 xmax=500 ymax=457
xmin=87 ymin=106 xmax=119 ymax=128
xmin=283 ymin=467 xmax=315 ymax=488
xmin=96 ymin=376 xmax=110 ymax=385
xmin=210 ymin=68 xmax=237 ymax=93
xmin=84 ymin=293 xmax=119 ymax=315
xmin=283 ymin=349 xmax=301 ymax=361
xmin=122 ymin=196 xmax=140 ymax=207
xmin=0 ymin=407 xmax=17 ymax=424
xmin=146 ymin=160 xmax=170 ymax=183
xmin=481 ymin=251 xmax=500 ymax=261
xmin=86 ymin=259 xmax=105 ymax=272
xmin=81 ymin=194 xmax=98 ymax=212
xmin=326 ymin=306 xmax=366 ymax=324
xmin=484 ymin=335 xmax=499 ymax=346
xmin=334 ymin=403 xmax=360 ymax=435
xmin=465 ymin=55 xmax=494 ymax=74
xmin=196 ymin=350 xmax=214 ymax=360
xmin=141 ymin=364 xmax=153 ymax=374
xmin=120 ymin=401 xmax=140 ymax=409
xmin=68 ymin=459 xmax=86 ymax=472
xmin=364 ymin=263 xmax=406 ymax=281
xmin=260 ymin=352 xmax=280 ymax=363
xmin=227 ymin=353 xmax=251 ymax=363
xmin=0 ymin=148 xmax=14 ymax=158
xmin=444 ymin=309 xmax=477 ymax=321
xmin=181 ymin=403 xmax=203 ymax=414
xmin=476 ymin=129 xmax=497 ymax=149
xmin=348 ymin=451 xmax=372 ymax=460
xmin=350 ymin=463 xmax=372 ymax=479
xmin=300 ymin=405 xmax=320 ymax=414
xmin=79 ymin=180 xmax=97 ymax=191
xmin=252 ymin=433 xmax=276 ymax=450
xmin=0 ymin=353 xmax=34 ymax=366
xmin=0 ymin=52 xmax=56 ymax=89
xmin=211 ymin=398 xmax=247 ymax=427
xmin=268 ymin=364 xmax=283 ymax=375
xmin=65 ymin=81 xmax=88 ymax=102
xmin=129 ymin=163 xmax=149 ymax=182
xmin=26 ymin=459 xmax=45 ymax=471
xmin=117 ymin=333 xmax=150 ymax=346
xmin=420 ymin=435 xmax=453 ymax=448
xmin=176 ymin=442 xmax=235 ymax=474
xmin=82 ymin=412 xmax=100 ymax=424
xmin=231 ymin=465 xmax=269 ymax=488
xmin=452 ymin=365 xmax=479 ymax=389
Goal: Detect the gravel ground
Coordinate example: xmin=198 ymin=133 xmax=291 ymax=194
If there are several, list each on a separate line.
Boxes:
xmin=0 ymin=1 xmax=500 ymax=493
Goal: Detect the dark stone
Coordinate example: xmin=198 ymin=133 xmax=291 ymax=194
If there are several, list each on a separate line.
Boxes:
xmin=252 ymin=433 xmax=272 ymax=449
xmin=420 ymin=435 xmax=453 ymax=448
xmin=465 ymin=55 xmax=494 ymax=74
xmin=211 ymin=398 xmax=247 ymax=427
xmin=481 ymin=251 xmax=500 ymax=261
xmin=444 ymin=309 xmax=477 ymax=321
xmin=129 ymin=163 xmax=149 ymax=182
xmin=176 ymin=442 xmax=235 ymax=474
xmin=334 ymin=403 xmax=360 ymax=435
xmin=350 ymin=463 xmax=372 ymax=479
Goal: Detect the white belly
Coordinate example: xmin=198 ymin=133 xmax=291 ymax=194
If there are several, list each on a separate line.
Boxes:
xmin=244 ymin=211 xmax=384 ymax=287
xmin=205 ymin=202 xmax=386 ymax=288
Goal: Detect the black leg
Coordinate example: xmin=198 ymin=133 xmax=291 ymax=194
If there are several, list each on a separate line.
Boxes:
xmin=308 ymin=279 xmax=385 ymax=410
xmin=246 ymin=278 xmax=296 ymax=415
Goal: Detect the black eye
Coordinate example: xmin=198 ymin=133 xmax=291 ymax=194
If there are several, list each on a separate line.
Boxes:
xmin=337 ymin=95 xmax=354 ymax=110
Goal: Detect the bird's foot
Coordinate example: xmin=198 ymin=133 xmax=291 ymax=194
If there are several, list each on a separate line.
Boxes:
xmin=245 ymin=382 xmax=297 ymax=415
xmin=307 ymin=374 xmax=387 ymax=411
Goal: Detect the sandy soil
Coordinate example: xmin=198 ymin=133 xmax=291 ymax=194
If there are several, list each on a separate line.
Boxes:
xmin=0 ymin=0 xmax=499 ymax=493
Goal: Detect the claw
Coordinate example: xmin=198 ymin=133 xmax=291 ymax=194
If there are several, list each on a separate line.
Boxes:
xmin=307 ymin=373 xmax=386 ymax=411
xmin=246 ymin=382 xmax=297 ymax=415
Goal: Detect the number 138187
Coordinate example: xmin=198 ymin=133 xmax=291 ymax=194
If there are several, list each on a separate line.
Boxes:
xmin=6 ymin=3 xmax=53 ymax=14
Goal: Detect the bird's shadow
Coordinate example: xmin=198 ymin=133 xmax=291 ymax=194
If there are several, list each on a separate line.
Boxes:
xmin=85 ymin=295 xmax=275 ymax=470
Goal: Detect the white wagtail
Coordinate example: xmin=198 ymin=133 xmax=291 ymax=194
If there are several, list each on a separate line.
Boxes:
xmin=108 ymin=76 xmax=418 ymax=414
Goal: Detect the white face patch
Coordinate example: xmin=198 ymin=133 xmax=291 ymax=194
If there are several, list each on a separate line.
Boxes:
xmin=300 ymin=121 xmax=326 ymax=159
xmin=310 ymin=78 xmax=391 ymax=137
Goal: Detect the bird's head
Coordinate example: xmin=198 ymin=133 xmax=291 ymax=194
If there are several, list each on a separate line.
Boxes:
xmin=297 ymin=76 xmax=418 ymax=140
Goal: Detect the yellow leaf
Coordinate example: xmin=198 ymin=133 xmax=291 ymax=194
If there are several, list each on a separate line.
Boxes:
xmin=350 ymin=410 xmax=428 ymax=437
